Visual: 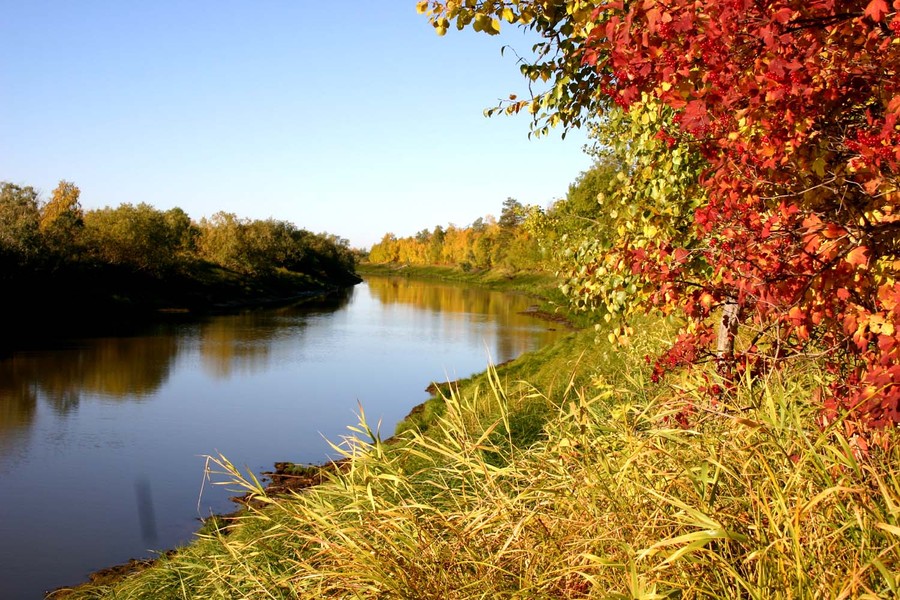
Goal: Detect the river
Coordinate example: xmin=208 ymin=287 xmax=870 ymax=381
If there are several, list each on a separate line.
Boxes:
xmin=0 ymin=276 xmax=567 ymax=599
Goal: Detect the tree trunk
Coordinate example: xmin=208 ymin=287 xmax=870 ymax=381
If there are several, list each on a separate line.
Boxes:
xmin=717 ymin=297 xmax=740 ymax=358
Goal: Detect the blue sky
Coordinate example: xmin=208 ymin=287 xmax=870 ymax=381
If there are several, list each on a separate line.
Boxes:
xmin=1 ymin=2 xmax=593 ymax=248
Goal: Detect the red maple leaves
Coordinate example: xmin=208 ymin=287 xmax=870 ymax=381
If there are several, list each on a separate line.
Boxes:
xmin=582 ymin=0 xmax=900 ymax=427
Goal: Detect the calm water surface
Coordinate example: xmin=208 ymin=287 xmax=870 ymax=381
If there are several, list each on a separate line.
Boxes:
xmin=0 ymin=276 xmax=566 ymax=599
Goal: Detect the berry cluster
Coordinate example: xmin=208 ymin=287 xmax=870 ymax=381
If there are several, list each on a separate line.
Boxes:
xmin=764 ymin=71 xmax=795 ymax=98
xmin=662 ymin=49 xmax=677 ymax=70
xmin=846 ymin=129 xmax=898 ymax=166
xmin=601 ymin=84 xmax=632 ymax=108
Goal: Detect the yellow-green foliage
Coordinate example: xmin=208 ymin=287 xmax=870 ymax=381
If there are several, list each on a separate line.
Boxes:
xmin=368 ymin=199 xmax=545 ymax=274
xmin=62 ymin=330 xmax=900 ymax=599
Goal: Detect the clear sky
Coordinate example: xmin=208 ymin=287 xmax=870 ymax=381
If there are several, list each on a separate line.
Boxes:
xmin=1 ymin=2 xmax=593 ymax=249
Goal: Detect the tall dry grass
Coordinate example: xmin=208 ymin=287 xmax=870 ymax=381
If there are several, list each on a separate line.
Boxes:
xmin=68 ymin=353 xmax=900 ymax=599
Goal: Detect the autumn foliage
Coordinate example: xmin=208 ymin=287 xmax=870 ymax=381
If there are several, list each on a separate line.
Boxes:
xmin=421 ymin=0 xmax=900 ymax=428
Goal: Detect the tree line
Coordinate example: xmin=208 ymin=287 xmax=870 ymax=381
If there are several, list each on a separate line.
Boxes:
xmin=367 ymin=159 xmax=615 ymax=274
xmin=368 ymin=196 xmax=575 ymax=274
xmin=0 ymin=180 xmax=357 ymax=282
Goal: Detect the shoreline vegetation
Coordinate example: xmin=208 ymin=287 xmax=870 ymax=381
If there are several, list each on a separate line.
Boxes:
xmin=0 ymin=180 xmax=362 ymax=352
xmin=50 ymin=264 xmax=900 ymax=598
xmin=7 ymin=0 xmax=900 ymax=593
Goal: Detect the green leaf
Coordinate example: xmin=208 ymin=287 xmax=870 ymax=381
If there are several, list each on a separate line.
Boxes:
xmin=812 ymin=156 xmax=826 ymax=177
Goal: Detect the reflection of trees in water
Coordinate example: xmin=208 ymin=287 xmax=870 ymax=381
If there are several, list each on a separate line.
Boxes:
xmin=0 ymin=371 xmax=37 ymax=455
xmin=288 ymin=286 xmax=354 ymax=315
xmin=366 ymin=277 xmax=560 ymax=365
xmin=200 ymin=315 xmax=279 ymax=377
xmin=199 ymin=289 xmax=352 ymax=378
xmin=0 ymin=290 xmax=355 ymax=440
xmin=496 ymin=330 xmax=525 ymax=364
xmin=366 ymin=277 xmax=524 ymax=318
xmin=0 ymin=334 xmax=179 ymax=419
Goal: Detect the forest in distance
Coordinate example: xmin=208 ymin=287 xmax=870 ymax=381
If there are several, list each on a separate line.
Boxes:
xmin=0 ymin=180 xmax=361 ymax=344
xmin=368 ymin=167 xmax=606 ymax=275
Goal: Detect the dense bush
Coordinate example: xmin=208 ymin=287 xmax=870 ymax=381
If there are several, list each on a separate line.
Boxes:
xmin=419 ymin=0 xmax=900 ymax=431
xmin=197 ymin=212 xmax=355 ymax=279
xmin=82 ymin=203 xmax=196 ymax=273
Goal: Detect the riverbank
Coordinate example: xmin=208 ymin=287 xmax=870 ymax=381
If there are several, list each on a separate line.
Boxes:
xmin=47 ymin=269 xmax=900 ymax=598
xmin=47 ymin=273 xmax=584 ymax=596
xmin=0 ymin=260 xmax=361 ymax=353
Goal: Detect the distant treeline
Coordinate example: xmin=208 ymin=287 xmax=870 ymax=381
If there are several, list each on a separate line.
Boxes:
xmin=368 ymin=198 xmax=545 ymax=273
xmin=0 ymin=180 xmax=357 ymax=282
xmin=367 ymin=165 xmax=608 ymax=274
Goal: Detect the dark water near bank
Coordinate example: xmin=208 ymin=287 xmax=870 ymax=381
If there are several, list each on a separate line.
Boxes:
xmin=0 ymin=276 xmax=566 ymax=599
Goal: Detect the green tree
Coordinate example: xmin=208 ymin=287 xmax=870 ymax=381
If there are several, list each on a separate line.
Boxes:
xmin=428 ymin=225 xmax=445 ymax=264
xmin=162 ymin=207 xmax=197 ymax=259
xmin=40 ymin=180 xmax=84 ymax=260
xmin=197 ymin=212 xmax=246 ymax=272
xmin=83 ymin=203 xmax=188 ymax=273
xmin=472 ymin=231 xmax=494 ymax=268
xmin=0 ymin=183 xmax=42 ymax=268
xmin=294 ymin=230 xmax=357 ymax=281
xmin=241 ymin=218 xmax=295 ymax=275
xmin=498 ymin=197 xmax=525 ymax=231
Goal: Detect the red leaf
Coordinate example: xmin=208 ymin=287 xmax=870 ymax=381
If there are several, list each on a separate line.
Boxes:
xmin=846 ymin=246 xmax=870 ymax=267
xmin=681 ymin=99 xmax=709 ymax=132
xmin=772 ymin=7 xmax=794 ymax=24
xmin=864 ymin=0 xmax=888 ymax=21
xmin=646 ymin=6 xmax=660 ymax=30
xmin=888 ymin=95 xmax=900 ymax=116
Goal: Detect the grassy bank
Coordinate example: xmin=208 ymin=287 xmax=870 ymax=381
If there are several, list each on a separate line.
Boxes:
xmin=53 ymin=305 xmax=900 ymax=598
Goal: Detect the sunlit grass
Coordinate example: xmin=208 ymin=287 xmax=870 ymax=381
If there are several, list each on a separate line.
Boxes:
xmin=58 ymin=319 xmax=900 ymax=599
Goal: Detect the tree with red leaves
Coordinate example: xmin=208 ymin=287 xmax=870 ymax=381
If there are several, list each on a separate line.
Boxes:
xmin=419 ymin=0 xmax=900 ymax=428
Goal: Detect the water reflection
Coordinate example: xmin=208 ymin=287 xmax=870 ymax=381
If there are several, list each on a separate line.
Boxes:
xmin=0 ymin=289 xmax=356 ymax=445
xmin=365 ymin=276 xmax=559 ymax=364
xmin=0 ymin=370 xmax=36 ymax=460
xmin=198 ymin=289 xmax=352 ymax=378
xmin=0 ymin=335 xmax=178 ymax=410
xmin=366 ymin=276 xmax=517 ymax=317
xmin=199 ymin=316 xmax=282 ymax=378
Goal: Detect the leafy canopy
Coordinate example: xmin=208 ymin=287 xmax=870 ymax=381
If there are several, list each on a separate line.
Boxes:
xmin=420 ymin=0 xmax=900 ymax=427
